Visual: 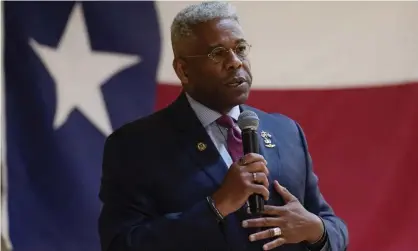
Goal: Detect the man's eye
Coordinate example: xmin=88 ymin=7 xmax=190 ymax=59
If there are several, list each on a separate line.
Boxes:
xmin=212 ymin=48 xmax=227 ymax=57
xmin=236 ymin=44 xmax=249 ymax=55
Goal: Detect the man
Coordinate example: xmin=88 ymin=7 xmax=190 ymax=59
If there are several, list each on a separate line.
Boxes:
xmin=98 ymin=2 xmax=348 ymax=251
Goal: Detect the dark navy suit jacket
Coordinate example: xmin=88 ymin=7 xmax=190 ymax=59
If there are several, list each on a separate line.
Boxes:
xmin=98 ymin=92 xmax=349 ymax=251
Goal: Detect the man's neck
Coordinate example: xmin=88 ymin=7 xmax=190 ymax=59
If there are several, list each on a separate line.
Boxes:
xmin=185 ymin=92 xmax=241 ymax=125
xmin=185 ymin=92 xmax=235 ymax=115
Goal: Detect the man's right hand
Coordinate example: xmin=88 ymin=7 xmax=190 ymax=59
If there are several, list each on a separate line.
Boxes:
xmin=211 ymin=153 xmax=270 ymax=217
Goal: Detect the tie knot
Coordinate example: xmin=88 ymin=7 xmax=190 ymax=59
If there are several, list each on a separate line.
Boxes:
xmin=216 ymin=115 xmax=235 ymax=129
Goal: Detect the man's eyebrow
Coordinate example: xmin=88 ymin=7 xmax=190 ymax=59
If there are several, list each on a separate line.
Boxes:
xmin=207 ymin=39 xmax=247 ymax=51
xmin=236 ymin=38 xmax=247 ymax=44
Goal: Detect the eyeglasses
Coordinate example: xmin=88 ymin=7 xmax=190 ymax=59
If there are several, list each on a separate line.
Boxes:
xmin=182 ymin=41 xmax=251 ymax=63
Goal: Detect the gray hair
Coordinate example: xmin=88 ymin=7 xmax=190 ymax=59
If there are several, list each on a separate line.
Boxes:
xmin=170 ymin=1 xmax=239 ymax=51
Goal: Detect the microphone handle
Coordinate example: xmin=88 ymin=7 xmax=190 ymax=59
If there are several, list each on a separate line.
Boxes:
xmin=242 ymin=128 xmax=265 ymax=215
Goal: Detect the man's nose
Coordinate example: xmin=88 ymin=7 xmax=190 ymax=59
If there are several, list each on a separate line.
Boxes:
xmin=225 ymin=49 xmax=243 ymax=70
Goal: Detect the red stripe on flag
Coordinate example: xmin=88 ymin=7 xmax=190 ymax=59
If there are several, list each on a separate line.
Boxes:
xmin=155 ymin=82 xmax=418 ymax=251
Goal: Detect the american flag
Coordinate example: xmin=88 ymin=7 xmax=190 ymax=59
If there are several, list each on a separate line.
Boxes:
xmin=3 ymin=2 xmax=418 ymax=251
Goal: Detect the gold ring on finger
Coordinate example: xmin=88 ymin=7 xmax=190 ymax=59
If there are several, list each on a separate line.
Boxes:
xmin=252 ymin=173 xmax=257 ymax=182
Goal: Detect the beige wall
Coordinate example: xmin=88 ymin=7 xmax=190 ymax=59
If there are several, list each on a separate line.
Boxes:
xmin=156 ymin=1 xmax=418 ymax=89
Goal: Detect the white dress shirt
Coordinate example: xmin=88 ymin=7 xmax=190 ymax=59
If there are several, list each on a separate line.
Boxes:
xmin=186 ymin=92 xmax=241 ymax=168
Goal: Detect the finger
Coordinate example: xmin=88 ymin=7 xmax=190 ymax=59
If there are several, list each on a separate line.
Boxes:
xmin=242 ymin=217 xmax=279 ymax=228
xmin=245 ymin=203 xmax=282 ymax=215
xmin=262 ymin=205 xmax=288 ymax=216
xmin=249 ymin=184 xmax=270 ymax=201
xmin=249 ymin=172 xmax=269 ymax=188
xmin=274 ymin=180 xmax=297 ymax=203
xmin=239 ymin=153 xmax=267 ymax=166
xmin=263 ymin=237 xmax=286 ymax=250
xmin=248 ymin=227 xmax=282 ymax=242
xmin=242 ymin=161 xmax=269 ymax=175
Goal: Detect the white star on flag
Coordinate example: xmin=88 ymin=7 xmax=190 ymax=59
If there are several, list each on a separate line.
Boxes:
xmin=29 ymin=3 xmax=141 ymax=136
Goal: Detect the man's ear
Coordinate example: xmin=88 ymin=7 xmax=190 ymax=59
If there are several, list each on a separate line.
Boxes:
xmin=172 ymin=58 xmax=189 ymax=84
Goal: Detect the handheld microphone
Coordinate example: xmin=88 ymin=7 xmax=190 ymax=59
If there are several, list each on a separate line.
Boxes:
xmin=237 ymin=110 xmax=265 ymax=215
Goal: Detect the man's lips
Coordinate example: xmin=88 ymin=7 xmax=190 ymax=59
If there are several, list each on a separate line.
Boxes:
xmin=226 ymin=76 xmax=247 ymax=87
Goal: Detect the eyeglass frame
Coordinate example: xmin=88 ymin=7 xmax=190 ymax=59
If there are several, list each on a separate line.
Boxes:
xmin=180 ymin=41 xmax=252 ymax=63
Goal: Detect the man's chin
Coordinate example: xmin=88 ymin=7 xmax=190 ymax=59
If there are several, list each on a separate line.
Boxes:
xmin=226 ymin=91 xmax=250 ymax=109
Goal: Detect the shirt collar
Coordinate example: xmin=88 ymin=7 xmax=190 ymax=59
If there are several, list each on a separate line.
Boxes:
xmin=185 ymin=92 xmax=241 ymax=128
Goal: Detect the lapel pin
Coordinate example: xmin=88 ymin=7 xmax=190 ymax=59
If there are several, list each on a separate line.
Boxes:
xmin=261 ymin=131 xmax=276 ymax=148
xmin=197 ymin=142 xmax=207 ymax=151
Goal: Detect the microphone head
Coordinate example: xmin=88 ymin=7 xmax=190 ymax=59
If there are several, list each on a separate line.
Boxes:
xmin=238 ymin=110 xmax=259 ymax=131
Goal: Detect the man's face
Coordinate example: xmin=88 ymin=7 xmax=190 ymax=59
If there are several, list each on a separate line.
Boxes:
xmin=174 ymin=18 xmax=253 ymax=113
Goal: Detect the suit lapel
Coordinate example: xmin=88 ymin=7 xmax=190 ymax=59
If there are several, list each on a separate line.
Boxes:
xmin=166 ymin=92 xmax=228 ymax=186
xmin=186 ymin=128 xmax=228 ymax=186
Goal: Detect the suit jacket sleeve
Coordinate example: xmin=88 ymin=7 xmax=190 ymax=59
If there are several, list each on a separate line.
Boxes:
xmin=295 ymin=122 xmax=349 ymax=251
xmin=98 ymin=131 xmax=225 ymax=251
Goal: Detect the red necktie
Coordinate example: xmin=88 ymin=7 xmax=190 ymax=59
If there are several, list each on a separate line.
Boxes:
xmin=216 ymin=115 xmax=243 ymax=162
